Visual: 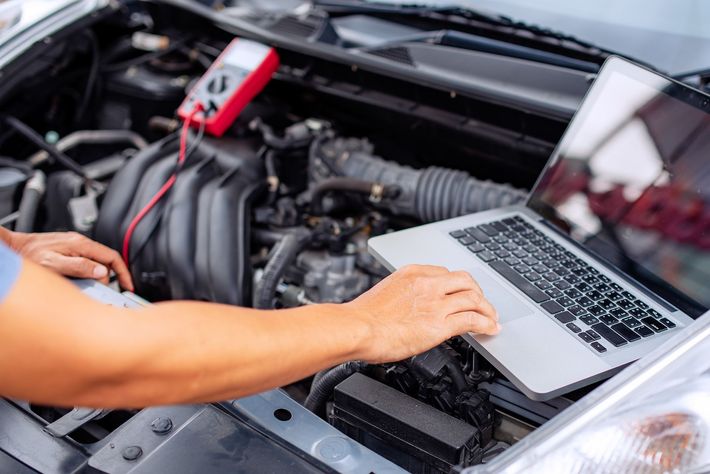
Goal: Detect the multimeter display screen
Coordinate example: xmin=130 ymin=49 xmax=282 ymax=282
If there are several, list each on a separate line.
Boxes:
xmin=223 ymin=41 xmax=270 ymax=71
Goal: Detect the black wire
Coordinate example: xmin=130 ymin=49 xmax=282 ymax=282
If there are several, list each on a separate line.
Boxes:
xmin=75 ymin=31 xmax=100 ymax=124
xmin=1 ymin=116 xmax=89 ymax=181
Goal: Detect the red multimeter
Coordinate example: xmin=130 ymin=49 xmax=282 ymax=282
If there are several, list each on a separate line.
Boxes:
xmin=178 ymin=38 xmax=279 ymax=137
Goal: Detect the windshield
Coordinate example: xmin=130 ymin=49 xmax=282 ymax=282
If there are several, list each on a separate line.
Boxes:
xmin=365 ymin=0 xmax=710 ymax=75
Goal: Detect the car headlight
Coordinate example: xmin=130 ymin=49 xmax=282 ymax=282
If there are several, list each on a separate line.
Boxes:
xmin=528 ymin=376 xmax=710 ymax=474
xmin=467 ymin=313 xmax=710 ymax=474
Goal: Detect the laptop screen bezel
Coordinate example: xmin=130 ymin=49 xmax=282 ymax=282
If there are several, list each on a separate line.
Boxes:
xmin=526 ymin=56 xmax=710 ymax=319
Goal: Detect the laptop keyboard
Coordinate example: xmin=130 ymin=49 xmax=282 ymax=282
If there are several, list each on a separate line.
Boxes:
xmin=450 ymin=215 xmax=677 ymax=354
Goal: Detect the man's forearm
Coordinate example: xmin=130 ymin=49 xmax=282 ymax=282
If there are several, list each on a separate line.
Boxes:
xmin=0 ymin=260 xmax=372 ymax=408
xmin=87 ymin=301 xmax=371 ymax=407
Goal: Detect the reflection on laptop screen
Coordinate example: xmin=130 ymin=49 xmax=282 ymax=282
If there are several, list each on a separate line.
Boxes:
xmin=529 ymin=63 xmax=710 ymax=318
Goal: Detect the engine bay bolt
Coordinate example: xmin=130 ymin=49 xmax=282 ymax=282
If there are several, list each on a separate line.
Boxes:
xmin=122 ymin=446 xmax=143 ymax=461
xmin=150 ymin=417 xmax=173 ymax=434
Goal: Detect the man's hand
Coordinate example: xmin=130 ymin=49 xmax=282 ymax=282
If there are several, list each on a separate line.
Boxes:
xmin=347 ymin=264 xmax=500 ymax=364
xmin=6 ymin=231 xmax=133 ymax=291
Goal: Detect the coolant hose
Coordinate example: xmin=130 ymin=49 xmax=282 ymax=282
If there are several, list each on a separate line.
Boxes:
xmin=305 ymin=361 xmax=367 ymax=414
xmin=254 ymin=228 xmax=312 ymax=309
xmin=14 ymin=170 xmax=46 ymax=233
xmin=310 ymin=177 xmax=399 ymax=215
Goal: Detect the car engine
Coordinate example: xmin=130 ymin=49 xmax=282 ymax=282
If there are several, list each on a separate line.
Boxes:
xmin=0 ymin=2 xmax=587 ymax=472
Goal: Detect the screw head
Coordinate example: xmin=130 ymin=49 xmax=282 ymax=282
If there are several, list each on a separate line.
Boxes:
xmin=122 ymin=446 xmax=142 ymax=461
xmin=150 ymin=417 xmax=173 ymax=434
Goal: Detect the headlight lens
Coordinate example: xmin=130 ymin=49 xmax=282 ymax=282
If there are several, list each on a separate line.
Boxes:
xmin=523 ymin=376 xmax=710 ymax=474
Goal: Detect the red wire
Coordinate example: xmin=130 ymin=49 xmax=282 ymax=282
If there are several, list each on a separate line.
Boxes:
xmin=122 ymin=104 xmax=203 ymax=265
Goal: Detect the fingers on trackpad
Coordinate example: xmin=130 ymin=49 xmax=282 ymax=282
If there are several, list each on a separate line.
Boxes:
xmin=468 ymin=268 xmax=534 ymax=324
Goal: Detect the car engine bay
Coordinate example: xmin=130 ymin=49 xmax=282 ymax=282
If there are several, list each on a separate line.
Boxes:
xmin=0 ymin=2 xmax=608 ymax=472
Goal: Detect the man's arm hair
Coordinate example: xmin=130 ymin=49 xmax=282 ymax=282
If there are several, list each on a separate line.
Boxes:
xmin=0 ymin=260 xmax=368 ymax=408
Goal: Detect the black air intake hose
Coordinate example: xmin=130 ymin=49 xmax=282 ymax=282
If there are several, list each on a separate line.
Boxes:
xmin=305 ymin=361 xmax=367 ymax=415
xmin=254 ymin=228 xmax=312 ymax=309
xmin=310 ymin=138 xmax=527 ymax=222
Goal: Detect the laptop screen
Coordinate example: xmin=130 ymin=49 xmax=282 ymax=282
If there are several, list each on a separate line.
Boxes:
xmin=528 ymin=57 xmax=710 ymax=318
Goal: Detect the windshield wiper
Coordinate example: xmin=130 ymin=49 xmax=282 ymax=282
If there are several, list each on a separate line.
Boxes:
xmin=311 ymin=0 xmax=660 ymax=72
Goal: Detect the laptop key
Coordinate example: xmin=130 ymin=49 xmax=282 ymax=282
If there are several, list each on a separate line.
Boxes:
xmin=504 ymin=257 xmax=520 ymax=266
xmin=513 ymin=249 xmax=528 ymax=259
xmin=546 ymin=288 xmax=563 ymax=299
xmin=564 ymin=288 xmax=583 ymax=299
xmin=600 ymin=314 xmax=617 ymax=325
xmin=459 ymin=236 xmax=476 ymax=245
xmin=533 ymin=264 xmax=548 ymax=274
xmin=495 ymin=250 xmax=511 ymax=258
xmin=566 ymin=321 xmax=581 ymax=332
xmin=611 ymin=323 xmax=641 ymax=342
xmin=568 ymin=305 xmax=587 ymax=316
xmin=587 ymin=290 xmax=604 ymax=301
xmin=598 ymin=299 xmax=615 ymax=311
xmin=514 ymin=264 xmax=531 ymax=274
xmin=617 ymin=299 xmax=635 ymax=310
xmin=610 ymin=308 xmax=627 ymax=318
xmin=467 ymin=243 xmax=486 ymax=253
xmin=535 ymin=280 xmax=553 ymax=290
xmin=610 ymin=282 xmax=623 ymax=291
xmin=488 ymin=260 xmax=550 ymax=304
xmin=580 ymin=315 xmax=599 ymax=325
xmin=586 ymin=330 xmax=601 ymax=341
xmin=591 ymin=323 xmax=627 ymax=347
xmin=450 ymin=230 xmax=467 ymax=239
xmin=659 ymin=318 xmax=676 ymax=328
xmin=648 ymin=308 xmax=662 ymax=318
xmin=554 ymin=280 xmax=571 ymax=290
xmin=635 ymin=326 xmax=654 ymax=338
xmin=606 ymin=291 xmax=623 ymax=302
xmin=577 ymin=296 xmax=594 ymax=308
xmin=491 ymin=221 xmax=508 ymax=232
xmin=575 ymin=282 xmax=592 ymax=292
xmin=466 ymin=227 xmax=490 ymax=243
xmin=541 ymin=300 xmax=564 ymax=314
xmin=588 ymin=305 xmax=605 ymax=317
xmin=594 ymin=283 xmax=611 ymax=293
xmin=543 ymin=272 xmax=560 ymax=282
xmin=597 ymin=275 xmax=611 ymax=283
xmin=579 ymin=332 xmax=594 ymax=343
xmin=563 ymin=275 xmax=580 ymax=284
xmin=525 ymin=272 xmax=542 ymax=282
xmin=641 ymin=317 xmax=667 ymax=332
xmin=557 ymin=297 xmax=575 ymax=307
xmin=478 ymin=224 xmax=499 ymax=237
xmin=582 ymin=275 xmax=599 ymax=285
xmin=591 ymin=342 xmax=607 ymax=353
xmin=622 ymin=317 xmax=642 ymax=329
xmin=628 ymin=307 xmax=647 ymax=319
xmin=476 ymin=251 xmax=496 ymax=263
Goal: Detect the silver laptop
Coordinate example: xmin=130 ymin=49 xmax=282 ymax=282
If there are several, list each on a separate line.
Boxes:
xmin=368 ymin=57 xmax=709 ymax=401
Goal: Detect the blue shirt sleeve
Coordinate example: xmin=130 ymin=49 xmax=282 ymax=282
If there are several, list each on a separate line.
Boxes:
xmin=0 ymin=240 xmax=21 ymax=302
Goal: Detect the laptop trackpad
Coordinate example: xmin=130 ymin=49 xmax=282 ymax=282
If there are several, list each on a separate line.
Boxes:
xmin=468 ymin=267 xmax=533 ymax=324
